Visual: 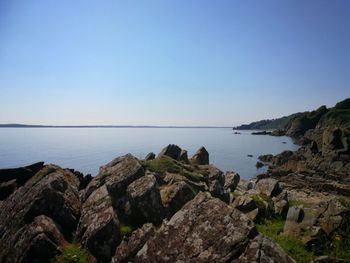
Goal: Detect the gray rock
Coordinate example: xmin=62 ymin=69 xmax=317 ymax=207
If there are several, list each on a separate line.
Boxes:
xmin=144 ymin=152 xmax=155 ymax=161
xmin=112 ymin=223 xmax=155 ymax=263
xmin=283 ymin=206 xmax=304 ymax=237
xmin=135 ymin=192 xmax=257 ymax=263
xmin=191 ymin=146 xmax=209 ymax=165
xmin=127 ymin=174 xmax=165 ymax=225
xmin=256 ymin=178 xmax=281 ymax=197
xmin=178 ymin=149 xmax=189 ymax=163
xmin=157 ymin=144 xmax=182 ymax=160
xmin=224 ymin=171 xmax=240 ymax=192
xmin=77 ymin=185 xmax=120 ymax=261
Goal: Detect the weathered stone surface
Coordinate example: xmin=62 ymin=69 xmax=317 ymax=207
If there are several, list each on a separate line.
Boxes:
xmin=233 ymin=195 xmax=257 ymax=213
xmin=235 ymin=235 xmax=296 ymax=263
xmin=283 ymin=206 xmax=304 ymax=237
xmin=256 ymin=178 xmax=281 ymax=197
xmin=160 ymin=181 xmax=196 ymax=215
xmin=0 ymin=165 xmax=80 ymax=246
xmin=84 ymin=154 xmax=144 ymax=200
xmin=77 ymin=185 xmax=120 ymax=262
xmin=0 ymin=215 xmax=67 ymax=263
xmin=127 ymin=174 xmax=165 ymax=225
xmin=272 ymin=190 xmax=289 ymax=216
xmin=318 ymin=199 xmax=347 ymax=235
xmin=178 ymin=149 xmax=189 ymax=163
xmin=144 ymin=152 xmax=155 ymax=161
xmin=191 ymin=146 xmax=209 ymax=165
xmin=135 ymin=192 xmax=257 ymax=263
xmin=0 ymin=179 xmax=17 ymax=200
xmin=112 ymin=223 xmax=155 ymax=263
xmin=224 ymin=171 xmax=240 ymax=192
xmin=157 ymin=144 xmax=182 ymax=160
xmin=0 ymin=161 xmax=44 ymax=186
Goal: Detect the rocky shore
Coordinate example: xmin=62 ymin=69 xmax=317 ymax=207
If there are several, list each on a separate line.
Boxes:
xmin=0 ymin=141 xmax=349 ymax=263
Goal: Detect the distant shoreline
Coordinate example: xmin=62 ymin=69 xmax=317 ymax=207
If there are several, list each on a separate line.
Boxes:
xmin=0 ymin=124 xmax=232 ymax=129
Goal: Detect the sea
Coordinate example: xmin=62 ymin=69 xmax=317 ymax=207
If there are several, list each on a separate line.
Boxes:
xmin=0 ymin=128 xmax=298 ymax=180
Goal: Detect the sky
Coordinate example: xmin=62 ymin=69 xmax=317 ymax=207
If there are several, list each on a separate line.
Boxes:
xmin=0 ymin=0 xmax=349 ymax=126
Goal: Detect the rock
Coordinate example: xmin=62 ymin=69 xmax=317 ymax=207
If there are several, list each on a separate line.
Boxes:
xmin=0 ymin=165 xmax=80 ymax=244
xmin=256 ymin=162 xmax=264 ymax=169
xmin=0 ymin=179 xmax=17 ymax=200
xmin=0 ymin=215 xmax=67 ymax=263
xmin=144 ymin=152 xmax=155 ymax=161
xmin=256 ymin=178 xmax=281 ymax=197
xmin=191 ymin=146 xmax=209 ymax=165
xmin=68 ymin=169 xmax=92 ymax=190
xmin=283 ymin=206 xmax=304 ymax=237
xmin=0 ymin=161 xmax=44 ymax=186
xmin=322 ymin=128 xmax=347 ymax=156
xmin=77 ymin=185 xmax=120 ymax=262
xmin=178 ymin=149 xmax=189 ymax=163
xmin=112 ymin=223 xmax=155 ymax=263
xmin=251 ymin=131 xmax=271 ymax=135
xmin=204 ymin=165 xmax=229 ymax=202
xmin=160 ymin=181 xmax=196 ymax=215
xmin=233 ymin=195 xmax=257 ymax=213
xmin=224 ymin=171 xmax=240 ymax=192
xmin=310 ymin=140 xmax=319 ymax=154
xmin=271 ymin=129 xmax=286 ymax=136
xmin=235 ymin=235 xmax=296 ymax=263
xmin=84 ymin=154 xmax=144 ymax=200
xmin=258 ymin=154 xmax=273 ymax=163
xmin=247 ymin=154 xmax=253 ymax=157
xmin=157 ymin=144 xmax=182 ymax=160
xmin=135 ymin=192 xmax=257 ymax=262
xmin=311 ymin=255 xmax=348 ymax=263
xmin=272 ymin=190 xmax=289 ymax=216
xmin=318 ymin=199 xmax=347 ymax=235
xmin=126 ymin=174 xmax=165 ymax=225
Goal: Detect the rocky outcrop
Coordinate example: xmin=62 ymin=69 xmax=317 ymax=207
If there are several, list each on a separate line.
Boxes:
xmin=77 ymin=185 xmax=120 ymax=262
xmin=235 ymin=235 xmax=296 ymax=263
xmin=126 ymin=174 xmax=165 ymax=225
xmin=256 ymin=178 xmax=281 ymax=197
xmin=144 ymin=152 xmax=155 ymax=161
xmin=0 ymin=165 xmax=80 ymax=262
xmin=135 ymin=192 xmax=257 ymax=263
xmin=157 ymin=144 xmax=182 ymax=160
xmin=191 ymin=146 xmax=209 ymax=165
xmin=112 ymin=223 xmax=155 ymax=263
xmin=224 ymin=171 xmax=240 ymax=192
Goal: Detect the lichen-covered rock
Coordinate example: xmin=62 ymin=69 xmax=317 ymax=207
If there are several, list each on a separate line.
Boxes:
xmin=127 ymin=174 xmax=165 ymax=225
xmin=235 ymin=235 xmax=296 ymax=263
xmin=191 ymin=146 xmax=209 ymax=165
xmin=135 ymin=192 xmax=257 ymax=263
xmin=84 ymin=154 xmax=144 ymax=200
xmin=157 ymin=144 xmax=182 ymax=160
xmin=0 ymin=165 xmax=80 ymax=247
xmin=256 ymin=178 xmax=281 ymax=197
xmin=1 ymin=215 xmax=67 ymax=263
xmin=160 ymin=181 xmax=196 ymax=215
xmin=233 ymin=195 xmax=257 ymax=214
xmin=224 ymin=171 xmax=240 ymax=192
xmin=77 ymin=185 xmax=120 ymax=262
xmin=283 ymin=206 xmax=304 ymax=237
xmin=112 ymin=223 xmax=155 ymax=263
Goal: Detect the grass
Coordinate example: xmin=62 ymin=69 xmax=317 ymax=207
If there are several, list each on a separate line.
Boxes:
xmin=288 ymin=199 xmax=312 ymax=208
xmin=257 ymin=218 xmax=313 ymax=263
xmin=52 ymin=244 xmax=88 ymax=263
xmin=141 ymin=156 xmax=203 ymax=182
xmin=120 ymin=224 xmax=134 ymax=236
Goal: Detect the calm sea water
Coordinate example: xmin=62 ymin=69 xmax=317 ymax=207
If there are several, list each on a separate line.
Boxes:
xmin=0 ymin=128 xmax=298 ymax=180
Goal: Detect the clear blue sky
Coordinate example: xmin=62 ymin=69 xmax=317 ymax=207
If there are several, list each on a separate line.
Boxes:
xmin=0 ymin=0 xmax=349 ymax=126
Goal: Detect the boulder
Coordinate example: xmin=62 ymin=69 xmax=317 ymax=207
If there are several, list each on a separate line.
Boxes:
xmin=84 ymin=154 xmax=144 ymax=200
xmin=160 ymin=181 xmax=196 ymax=215
xmin=135 ymin=192 xmax=257 ymax=262
xmin=0 ymin=215 xmax=67 ymax=263
xmin=112 ymin=223 xmax=155 ymax=263
xmin=272 ymin=190 xmax=289 ymax=216
xmin=224 ymin=171 xmax=240 ymax=192
xmin=283 ymin=206 xmax=304 ymax=237
xmin=191 ymin=146 xmax=209 ymax=165
xmin=144 ymin=152 xmax=155 ymax=161
xmin=233 ymin=195 xmax=257 ymax=214
xmin=256 ymin=178 xmax=281 ymax=197
xmin=318 ymin=199 xmax=347 ymax=235
xmin=0 ymin=179 xmax=17 ymax=200
xmin=178 ymin=149 xmax=189 ymax=163
xmin=0 ymin=165 xmax=80 ymax=245
xmin=157 ymin=144 xmax=182 ymax=160
xmin=235 ymin=235 xmax=296 ymax=263
xmin=77 ymin=185 xmax=120 ymax=262
xmin=126 ymin=174 xmax=165 ymax=225
xmin=0 ymin=161 xmax=44 ymax=186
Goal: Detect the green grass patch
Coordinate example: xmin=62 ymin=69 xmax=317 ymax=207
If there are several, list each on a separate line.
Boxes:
xmin=289 ymin=199 xmax=312 ymax=208
xmin=120 ymin=224 xmax=134 ymax=236
xmin=257 ymin=218 xmax=313 ymax=263
xmin=52 ymin=244 xmax=88 ymax=263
